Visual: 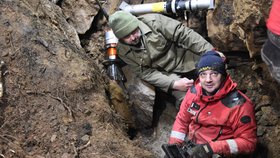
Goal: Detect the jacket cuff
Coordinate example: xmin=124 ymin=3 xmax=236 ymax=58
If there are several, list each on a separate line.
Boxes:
xmin=168 ymin=80 xmax=175 ymax=93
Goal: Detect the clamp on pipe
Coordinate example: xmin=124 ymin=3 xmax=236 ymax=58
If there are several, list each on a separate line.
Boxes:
xmin=102 ymin=30 xmax=126 ymax=82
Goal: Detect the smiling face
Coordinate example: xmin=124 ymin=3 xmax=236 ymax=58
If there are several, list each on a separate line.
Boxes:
xmin=199 ymin=70 xmax=224 ymax=95
xmin=121 ymin=28 xmax=141 ymax=46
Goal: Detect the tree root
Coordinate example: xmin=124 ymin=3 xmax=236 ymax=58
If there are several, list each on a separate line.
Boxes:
xmin=48 ymin=94 xmax=75 ymax=121
xmin=73 ymin=140 xmax=91 ymax=158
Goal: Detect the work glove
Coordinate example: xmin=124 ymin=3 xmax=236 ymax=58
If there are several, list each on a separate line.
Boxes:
xmin=189 ymin=143 xmax=213 ymax=158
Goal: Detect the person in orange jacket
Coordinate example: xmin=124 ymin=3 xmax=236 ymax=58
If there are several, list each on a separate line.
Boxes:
xmin=261 ymin=0 xmax=280 ymax=83
xmin=169 ymin=51 xmax=257 ymax=158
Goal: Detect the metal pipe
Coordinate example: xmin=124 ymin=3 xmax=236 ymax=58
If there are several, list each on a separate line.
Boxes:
xmin=179 ymin=0 xmax=215 ymax=11
xmin=119 ymin=0 xmax=215 ymax=15
xmin=119 ymin=1 xmax=166 ymax=15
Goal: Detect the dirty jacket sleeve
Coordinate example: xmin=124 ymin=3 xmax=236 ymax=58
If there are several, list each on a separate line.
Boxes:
xmin=118 ymin=52 xmax=182 ymax=92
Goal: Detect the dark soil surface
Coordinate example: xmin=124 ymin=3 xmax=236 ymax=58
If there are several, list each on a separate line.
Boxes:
xmin=0 ymin=0 xmax=280 ymax=158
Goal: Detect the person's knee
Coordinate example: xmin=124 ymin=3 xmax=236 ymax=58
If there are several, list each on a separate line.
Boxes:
xmin=172 ymin=91 xmax=187 ymax=109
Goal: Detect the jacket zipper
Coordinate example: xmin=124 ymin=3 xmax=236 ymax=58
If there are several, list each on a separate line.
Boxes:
xmin=193 ymin=103 xmax=208 ymax=141
xmin=212 ymin=126 xmax=223 ymax=141
xmin=195 ymin=103 xmax=208 ymax=123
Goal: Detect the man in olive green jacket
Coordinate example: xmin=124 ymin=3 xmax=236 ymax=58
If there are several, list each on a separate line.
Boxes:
xmin=109 ymin=11 xmax=214 ymax=108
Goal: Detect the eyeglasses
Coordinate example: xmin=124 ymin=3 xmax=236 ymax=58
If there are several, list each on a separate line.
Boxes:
xmin=199 ymin=71 xmax=220 ymax=79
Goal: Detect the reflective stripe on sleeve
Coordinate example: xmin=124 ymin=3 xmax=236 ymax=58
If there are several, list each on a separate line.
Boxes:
xmin=226 ymin=139 xmax=238 ymax=154
xmin=170 ymin=131 xmax=186 ymax=141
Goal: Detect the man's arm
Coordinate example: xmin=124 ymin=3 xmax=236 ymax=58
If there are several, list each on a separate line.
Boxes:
xmin=118 ymin=51 xmax=182 ymax=92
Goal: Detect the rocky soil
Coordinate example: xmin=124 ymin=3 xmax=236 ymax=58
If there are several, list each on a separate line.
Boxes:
xmin=0 ymin=0 xmax=280 ymax=158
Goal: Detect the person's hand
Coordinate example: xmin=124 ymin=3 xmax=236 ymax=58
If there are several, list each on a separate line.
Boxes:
xmin=189 ymin=144 xmax=213 ymax=158
xmin=216 ymin=50 xmax=226 ymax=62
xmin=173 ymin=78 xmax=194 ymax=91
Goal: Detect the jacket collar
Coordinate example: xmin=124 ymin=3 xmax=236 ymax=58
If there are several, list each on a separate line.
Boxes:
xmin=138 ymin=20 xmax=152 ymax=35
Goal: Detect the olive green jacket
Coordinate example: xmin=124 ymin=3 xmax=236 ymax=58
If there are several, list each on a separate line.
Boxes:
xmin=117 ymin=14 xmax=213 ymax=92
